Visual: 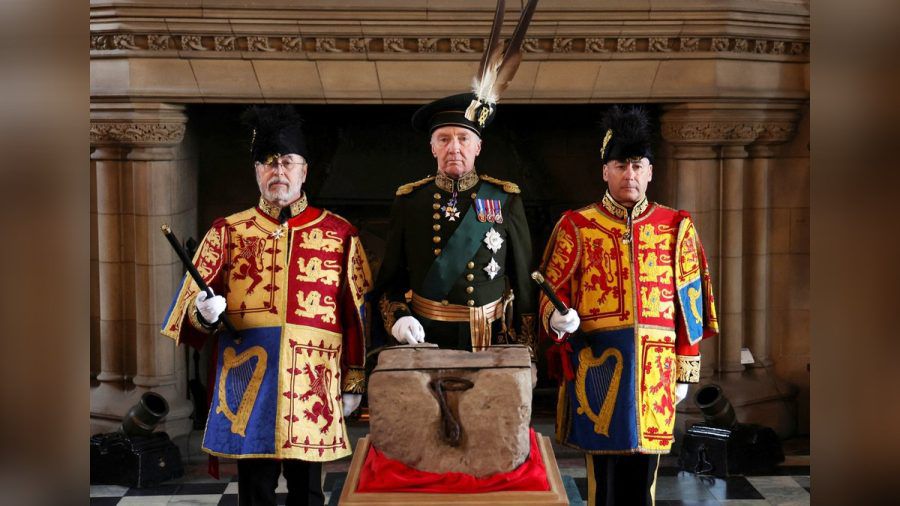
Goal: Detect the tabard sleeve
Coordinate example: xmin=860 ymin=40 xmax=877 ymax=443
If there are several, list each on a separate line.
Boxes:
xmin=537 ymin=212 xmax=581 ymax=343
xmin=340 ymin=234 xmax=372 ymax=394
xmin=372 ymin=196 xmax=413 ymax=344
xmin=160 ymin=219 xmax=229 ymax=349
xmin=673 ymin=212 xmax=719 ymax=383
xmin=503 ymin=194 xmax=538 ymax=359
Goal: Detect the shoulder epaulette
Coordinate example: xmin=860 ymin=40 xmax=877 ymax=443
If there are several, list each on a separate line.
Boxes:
xmin=479 ymin=175 xmax=520 ymax=194
xmin=395 ymin=176 xmax=435 ymax=196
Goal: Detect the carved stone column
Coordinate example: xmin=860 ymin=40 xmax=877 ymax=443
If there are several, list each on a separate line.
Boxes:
xmin=661 ymin=103 xmax=801 ymax=438
xmin=90 ymin=103 xmax=195 ymax=437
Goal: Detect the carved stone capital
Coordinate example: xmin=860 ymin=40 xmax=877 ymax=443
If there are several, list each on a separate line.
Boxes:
xmin=90 ymin=103 xmax=187 ymax=148
xmin=661 ymin=103 xmax=801 ymax=147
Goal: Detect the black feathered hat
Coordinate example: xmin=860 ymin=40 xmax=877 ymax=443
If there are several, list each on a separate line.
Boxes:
xmin=241 ymin=105 xmax=308 ymax=164
xmin=411 ymin=93 xmax=494 ymax=137
xmin=599 ymin=106 xmax=654 ymax=164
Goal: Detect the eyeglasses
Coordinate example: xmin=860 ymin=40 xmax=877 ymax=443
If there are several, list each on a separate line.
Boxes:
xmin=255 ymin=155 xmax=307 ymax=171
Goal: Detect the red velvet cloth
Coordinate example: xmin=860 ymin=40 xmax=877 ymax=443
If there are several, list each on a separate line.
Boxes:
xmin=356 ymin=428 xmax=550 ymax=493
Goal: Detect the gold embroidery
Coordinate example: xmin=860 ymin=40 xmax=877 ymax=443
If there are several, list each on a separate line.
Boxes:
xmin=298 ymin=229 xmax=344 ymax=252
xmin=396 ymin=176 xmax=435 ymax=196
xmin=601 ymin=191 xmax=649 ymax=220
xmin=435 ymin=169 xmax=479 ymax=192
xmin=575 ymin=346 xmax=624 ymax=436
xmin=295 ymin=290 xmax=338 ymax=324
xmin=479 ymin=174 xmax=521 ymax=194
xmin=216 ymin=346 xmax=268 ymax=437
xmin=296 ymin=257 xmax=342 ymax=286
xmin=257 ymin=193 xmax=308 ymax=220
xmin=378 ymin=295 xmax=409 ymax=333
xmin=640 ymin=286 xmax=674 ymax=320
xmin=342 ymin=368 xmax=367 ymax=394
xmin=676 ymin=354 xmax=701 ymax=383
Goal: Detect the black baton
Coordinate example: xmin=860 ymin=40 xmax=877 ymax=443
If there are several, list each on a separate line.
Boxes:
xmin=161 ymin=224 xmax=239 ymax=337
xmin=531 ymin=271 xmax=569 ymax=315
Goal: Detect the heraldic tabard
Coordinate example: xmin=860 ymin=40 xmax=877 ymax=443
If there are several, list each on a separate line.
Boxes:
xmin=539 ymin=193 xmax=718 ymax=455
xmin=161 ymin=198 xmax=372 ymax=462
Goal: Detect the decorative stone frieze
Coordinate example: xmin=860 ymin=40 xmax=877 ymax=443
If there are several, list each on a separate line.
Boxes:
xmin=90 ymin=33 xmax=808 ymax=59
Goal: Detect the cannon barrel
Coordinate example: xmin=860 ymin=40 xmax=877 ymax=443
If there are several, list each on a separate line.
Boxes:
xmin=693 ymin=383 xmax=736 ymax=428
xmin=120 ymin=392 xmax=169 ymax=437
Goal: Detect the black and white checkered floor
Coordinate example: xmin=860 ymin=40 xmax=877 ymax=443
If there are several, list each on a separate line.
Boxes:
xmin=91 ymin=421 xmax=810 ymax=505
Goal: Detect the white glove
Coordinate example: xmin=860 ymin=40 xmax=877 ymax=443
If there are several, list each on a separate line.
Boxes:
xmin=674 ymin=383 xmax=689 ymax=405
xmin=549 ymin=309 xmax=580 ymax=336
xmin=391 ymin=316 xmax=425 ymax=344
xmin=196 ymin=290 xmax=226 ymax=325
xmin=342 ymin=393 xmax=362 ymax=417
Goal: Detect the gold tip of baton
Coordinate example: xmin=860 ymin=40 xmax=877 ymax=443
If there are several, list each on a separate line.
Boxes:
xmin=530 ymin=271 xmax=545 ymax=283
xmin=161 ymin=224 xmax=171 ymax=234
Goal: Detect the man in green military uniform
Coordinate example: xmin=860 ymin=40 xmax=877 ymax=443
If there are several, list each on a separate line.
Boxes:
xmin=374 ymin=93 xmax=536 ymax=355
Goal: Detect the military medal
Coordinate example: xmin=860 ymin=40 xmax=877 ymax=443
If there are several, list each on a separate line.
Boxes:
xmin=475 ymin=199 xmax=487 ymax=222
xmin=493 ymin=199 xmax=503 ymax=224
xmin=441 ymin=193 xmax=460 ymax=221
xmin=483 ymin=227 xmax=503 ymax=253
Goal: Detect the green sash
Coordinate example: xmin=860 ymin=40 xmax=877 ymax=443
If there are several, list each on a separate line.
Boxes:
xmin=419 ymin=182 xmax=507 ymax=300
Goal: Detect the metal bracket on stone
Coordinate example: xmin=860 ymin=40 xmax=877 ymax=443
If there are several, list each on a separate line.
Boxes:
xmin=428 ymin=377 xmax=474 ymax=447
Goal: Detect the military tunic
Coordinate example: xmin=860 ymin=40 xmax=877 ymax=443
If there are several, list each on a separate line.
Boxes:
xmin=374 ymin=170 xmax=536 ymax=354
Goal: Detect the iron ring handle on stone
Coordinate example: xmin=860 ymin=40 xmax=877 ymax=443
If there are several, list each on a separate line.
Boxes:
xmin=428 ymin=377 xmax=474 ymax=447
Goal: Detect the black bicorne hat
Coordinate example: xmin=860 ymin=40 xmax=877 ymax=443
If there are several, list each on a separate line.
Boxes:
xmin=599 ymin=105 xmax=654 ymax=164
xmin=241 ymin=105 xmax=308 ymax=164
xmin=411 ymin=93 xmax=495 ymax=137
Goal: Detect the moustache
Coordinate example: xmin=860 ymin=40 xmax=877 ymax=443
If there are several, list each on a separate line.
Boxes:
xmin=268 ymin=179 xmax=290 ymax=188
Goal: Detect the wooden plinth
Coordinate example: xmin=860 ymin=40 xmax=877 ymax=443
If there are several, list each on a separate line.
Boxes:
xmin=337 ymin=433 xmax=569 ymax=505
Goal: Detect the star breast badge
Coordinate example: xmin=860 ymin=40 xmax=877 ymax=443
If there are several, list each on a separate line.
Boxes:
xmin=484 ymin=258 xmax=501 ymax=280
xmin=483 ymin=228 xmax=503 ymax=253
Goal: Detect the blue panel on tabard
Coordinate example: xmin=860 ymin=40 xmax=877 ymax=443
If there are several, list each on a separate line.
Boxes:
xmin=203 ymin=326 xmax=281 ymax=456
xmin=565 ymin=329 xmax=637 ymax=452
xmin=678 ymin=278 xmax=704 ymax=345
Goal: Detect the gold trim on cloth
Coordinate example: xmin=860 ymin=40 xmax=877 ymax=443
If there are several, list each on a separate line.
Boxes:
xmin=187 ymin=298 xmax=217 ymax=333
xmin=342 ymin=368 xmax=367 ymax=394
xmin=676 ymin=354 xmax=701 ymax=383
xmin=600 ymin=190 xmax=649 ymax=220
xmin=411 ymin=292 xmax=502 ymax=351
xmin=378 ymin=295 xmax=410 ymax=334
xmin=435 ymin=169 xmax=479 ymax=193
xmin=257 ymin=193 xmax=308 ymax=220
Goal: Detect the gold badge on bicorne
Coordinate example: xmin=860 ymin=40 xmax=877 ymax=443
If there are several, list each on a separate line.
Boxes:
xmin=575 ymin=346 xmax=623 ymax=436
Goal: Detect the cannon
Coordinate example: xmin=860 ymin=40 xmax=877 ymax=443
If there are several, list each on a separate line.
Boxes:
xmin=90 ymin=392 xmax=184 ymax=488
xmin=678 ymin=384 xmax=784 ymax=477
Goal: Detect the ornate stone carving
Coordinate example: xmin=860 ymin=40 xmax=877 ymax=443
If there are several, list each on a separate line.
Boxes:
xmin=247 ymin=36 xmax=274 ymax=52
xmin=418 ymin=38 xmax=438 ymax=53
xmin=147 ymin=34 xmax=171 ymax=50
xmin=90 ymin=32 xmax=809 ymax=59
xmin=281 ymin=37 xmax=303 ymax=52
xmin=450 ymin=38 xmax=474 ymax=53
xmin=90 ymin=122 xmax=186 ymax=146
xmin=384 ymin=37 xmax=409 ymax=52
xmin=585 ymin=37 xmax=608 ymax=53
xmin=617 ymin=38 xmax=636 ymax=52
xmin=649 ymin=37 xmax=671 ymax=52
xmin=680 ymin=37 xmax=699 ymax=52
xmin=349 ymin=37 xmax=370 ymax=53
xmin=181 ymin=35 xmax=206 ymax=51
xmin=316 ymin=37 xmax=341 ymax=53
xmin=553 ymin=38 xmax=573 ymax=53
xmin=112 ymin=35 xmax=139 ymax=50
xmin=214 ymin=36 xmax=235 ymax=51
xmin=521 ymin=38 xmax=543 ymax=52
xmin=661 ymin=121 xmax=796 ymax=145
xmin=712 ymin=37 xmax=730 ymax=52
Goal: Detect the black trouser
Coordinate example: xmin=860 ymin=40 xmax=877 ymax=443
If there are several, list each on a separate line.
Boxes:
xmin=237 ymin=459 xmax=324 ymax=506
xmin=586 ymin=453 xmax=660 ymax=506
xmin=415 ymin=316 xmax=506 ymax=351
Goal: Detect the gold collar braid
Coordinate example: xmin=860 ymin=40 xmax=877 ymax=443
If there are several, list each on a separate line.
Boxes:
xmin=601 ymin=191 xmax=649 ymax=220
xmin=435 ymin=169 xmax=479 ymax=193
xmin=258 ymin=193 xmax=309 ymax=220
